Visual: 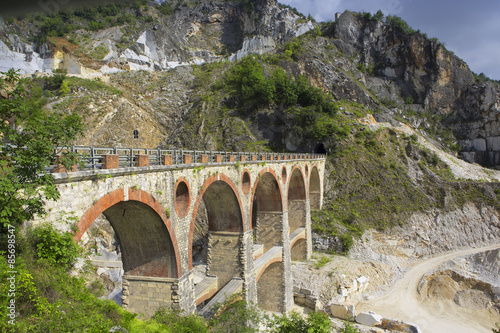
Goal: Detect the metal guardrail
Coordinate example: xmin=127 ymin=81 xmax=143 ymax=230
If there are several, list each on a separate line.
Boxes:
xmin=46 ymin=146 xmax=325 ymax=172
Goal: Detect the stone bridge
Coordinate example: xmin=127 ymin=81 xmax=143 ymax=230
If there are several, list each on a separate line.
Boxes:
xmin=40 ymin=147 xmax=326 ymax=317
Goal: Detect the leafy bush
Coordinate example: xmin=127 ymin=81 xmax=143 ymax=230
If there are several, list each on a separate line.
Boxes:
xmin=267 ymin=311 xmax=331 ymax=333
xmin=340 ymin=233 xmax=354 ymax=253
xmin=385 ymin=15 xmax=415 ymax=35
xmin=153 ymin=308 xmax=208 ymax=332
xmin=28 ymin=224 xmax=81 ymax=269
xmin=209 ymin=294 xmax=262 ymax=332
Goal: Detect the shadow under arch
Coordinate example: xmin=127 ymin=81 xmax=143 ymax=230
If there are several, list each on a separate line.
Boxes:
xmin=75 ymin=188 xmax=181 ymax=278
xmin=251 ymin=169 xmax=284 ymax=251
xmin=309 ymin=165 xmax=322 ymax=210
xmin=189 ymin=174 xmax=245 ymax=271
xmin=287 ymin=166 xmax=307 ymax=234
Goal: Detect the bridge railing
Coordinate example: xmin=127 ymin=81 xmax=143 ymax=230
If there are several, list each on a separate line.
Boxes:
xmin=48 ymin=146 xmax=326 ymax=173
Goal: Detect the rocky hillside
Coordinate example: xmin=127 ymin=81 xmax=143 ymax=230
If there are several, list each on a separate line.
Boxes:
xmin=2 ymin=0 xmax=500 ymax=250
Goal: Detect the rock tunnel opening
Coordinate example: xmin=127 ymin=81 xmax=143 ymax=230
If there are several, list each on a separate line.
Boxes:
xmin=314 ymin=143 xmax=326 ymax=154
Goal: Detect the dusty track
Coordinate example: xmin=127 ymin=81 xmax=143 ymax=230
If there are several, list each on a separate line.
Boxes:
xmin=357 ymin=243 xmax=500 ymax=333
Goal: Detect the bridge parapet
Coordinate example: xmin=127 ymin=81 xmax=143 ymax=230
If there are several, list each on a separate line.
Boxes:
xmin=49 ymin=146 xmax=326 ymax=173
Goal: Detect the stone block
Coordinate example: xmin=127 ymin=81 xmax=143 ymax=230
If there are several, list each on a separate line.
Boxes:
xmin=215 ymin=155 xmax=222 ymax=163
xmin=201 ymin=155 xmax=208 ymax=163
xmin=330 ymin=303 xmax=356 ymax=320
xmin=487 ymin=136 xmax=500 ymax=151
xmin=470 ymin=138 xmax=487 ymax=151
xmin=183 ymin=154 xmax=192 ymax=164
xmin=251 ymin=155 xmax=257 ymax=161
xmin=356 ymin=311 xmax=382 ymax=326
xmin=228 ymin=155 xmax=235 ymax=162
xmin=240 ymin=155 xmax=246 ymax=162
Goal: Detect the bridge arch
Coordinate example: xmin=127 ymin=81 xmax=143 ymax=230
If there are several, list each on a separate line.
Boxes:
xmin=309 ymin=165 xmax=322 ymax=210
xmin=189 ymin=173 xmax=244 ymax=289
xmin=75 ymin=188 xmax=181 ymax=278
xmin=287 ymin=166 xmax=307 ymax=234
xmin=256 ymin=261 xmax=286 ymax=312
xmin=251 ymin=168 xmax=284 ymax=251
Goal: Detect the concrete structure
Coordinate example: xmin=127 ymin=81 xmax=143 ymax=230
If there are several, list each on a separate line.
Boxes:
xmin=40 ymin=148 xmax=326 ymax=317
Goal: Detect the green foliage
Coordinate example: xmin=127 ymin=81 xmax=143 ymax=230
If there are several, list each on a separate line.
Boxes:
xmin=66 ymin=76 xmax=122 ymax=95
xmin=0 ymin=70 xmax=83 ymax=248
xmin=340 ymin=233 xmax=354 ymax=253
xmin=385 ymin=15 xmax=416 ymax=35
xmin=283 ymin=40 xmax=303 ymax=60
xmin=58 ymin=80 xmax=70 ymax=96
xmin=340 ymin=321 xmax=360 ymax=333
xmin=227 ymin=56 xmax=274 ymax=106
xmin=153 ymin=308 xmax=208 ymax=332
xmin=314 ymin=255 xmax=331 ymax=269
xmin=492 ymin=323 xmax=500 ymax=333
xmin=27 ymin=224 xmax=81 ymax=269
xmin=267 ymin=311 xmax=331 ymax=333
xmin=404 ymin=95 xmax=414 ymax=105
xmin=159 ymin=1 xmax=176 ymax=15
xmin=373 ymin=10 xmax=384 ymax=22
xmin=209 ymin=294 xmax=262 ymax=332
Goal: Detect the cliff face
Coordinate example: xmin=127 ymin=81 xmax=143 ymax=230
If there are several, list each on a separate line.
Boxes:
xmin=0 ymin=0 xmax=313 ymax=74
xmin=328 ymin=11 xmax=500 ymax=167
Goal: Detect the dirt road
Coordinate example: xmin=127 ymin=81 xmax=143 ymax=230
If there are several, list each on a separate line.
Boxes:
xmin=357 ymin=243 xmax=500 ymax=333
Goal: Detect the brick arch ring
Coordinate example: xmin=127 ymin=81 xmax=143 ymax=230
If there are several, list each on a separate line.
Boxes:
xmin=249 ymin=167 xmax=285 ymax=227
xmin=74 ymin=187 xmax=182 ymax=277
xmin=188 ymin=173 xmax=245 ymax=270
xmin=256 ymin=256 xmax=283 ymax=282
xmin=286 ymin=165 xmax=309 ymax=201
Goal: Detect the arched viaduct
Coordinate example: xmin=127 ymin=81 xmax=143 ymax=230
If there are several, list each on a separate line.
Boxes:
xmin=40 ymin=148 xmax=326 ymax=317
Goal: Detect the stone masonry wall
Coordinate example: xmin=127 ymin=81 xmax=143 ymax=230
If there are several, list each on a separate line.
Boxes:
xmin=257 ymin=261 xmax=285 ymax=312
xmin=207 ymin=232 xmax=241 ymax=288
xmin=256 ymin=211 xmax=283 ymax=252
xmin=123 ymin=275 xmax=179 ymax=318
xmin=288 ymin=200 xmax=306 ymax=233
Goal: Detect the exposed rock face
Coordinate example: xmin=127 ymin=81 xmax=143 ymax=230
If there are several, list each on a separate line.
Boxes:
xmin=0 ymin=0 xmax=313 ymax=75
xmin=386 ymin=203 xmax=500 ymax=258
xmin=328 ymin=11 xmax=500 ymax=167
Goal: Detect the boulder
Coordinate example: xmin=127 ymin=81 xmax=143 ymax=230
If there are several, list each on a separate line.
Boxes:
xmin=355 ymin=311 xmax=382 ymax=326
xmin=330 ymin=303 xmax=356 ymax=320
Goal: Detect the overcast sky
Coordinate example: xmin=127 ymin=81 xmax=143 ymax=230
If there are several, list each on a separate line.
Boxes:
xmin=280 ymin=0 xmax=500 ymax=80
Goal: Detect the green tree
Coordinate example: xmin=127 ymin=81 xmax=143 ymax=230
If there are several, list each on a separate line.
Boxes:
xmin=0 ymin=69 xmax=82 ymax=250
xmin=59 ymin=80 xmax=70 ymax=96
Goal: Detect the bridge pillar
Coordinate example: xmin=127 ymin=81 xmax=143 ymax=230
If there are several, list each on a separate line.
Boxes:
xmin=240 ymin=230 xmax=257 ymax=307
xmin=135 ymin=154 xmax=149 ymax=167
xmin=102 ymin=154 xmax=119 ymax=169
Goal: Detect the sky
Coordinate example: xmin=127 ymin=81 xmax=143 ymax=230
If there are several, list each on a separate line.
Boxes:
xmin=280 ymin=0 xmax=500 ymax=80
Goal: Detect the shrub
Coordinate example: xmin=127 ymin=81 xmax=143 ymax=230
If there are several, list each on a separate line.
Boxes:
xmin=153 ymin=308 xmax=208 ymax=333
xmin=267 ymin=311 xmax=331 ymax=333
xmin=209 ymin=294 xmax=262 ymax=332
xmin=28 ymin=224 xmax=81 ymax=270
xmin=385 ymin=15 xmax=415 ymax=35
xmin=340 ymin=233 xmax=354 ymax=253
